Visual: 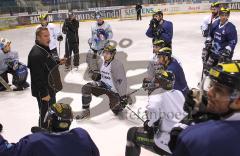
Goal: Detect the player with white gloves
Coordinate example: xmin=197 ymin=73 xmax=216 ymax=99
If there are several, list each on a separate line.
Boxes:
xmin=37 ymin=14 xmax=63 ymax=61
xmin=76 ymin=45 xmax=128 ymax=119
xmin=0 ymin=38 xmax=29 ymax=91
xmin=125 ymin=70 xmax=186 ymax=156
xmin=200 ymin=2 xmax=221 ymax=38
xmin=203 ymin=7 xmax=238 ymax=72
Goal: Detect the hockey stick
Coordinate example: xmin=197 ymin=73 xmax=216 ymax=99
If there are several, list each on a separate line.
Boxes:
xmin=0 ymin=76 xmax=12 ymax=91
xmin=126 ymin=105 xmax=144 ymax=123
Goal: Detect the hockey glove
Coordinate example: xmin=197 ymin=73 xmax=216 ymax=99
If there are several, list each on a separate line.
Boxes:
xmin=169 ymin=126 xmax=184 ymax=152
xmin=206 ymin=54 xmax=218 ymax=68
xmin=142 ymin=78 xmax=152 ymax=90
xmin=150 ymin=18 xmax=159 ymax=29
xmin=0 ymin=123 xmax=2 ymax=133
xmin=57 ymin=35 xmax=63 ymax=41
xmin=204 ymin=39 xmax=212 ymax=51
xmin=120 ymin=95 xmax=128 ymax=108
xmin=184 ymin=89 xmax=197 ymax=113
xmin=202 ymin=48 xmax=210 ymax=63
xmin=143 ymin=120 xmax=154 ymax=137
xmin=91 ymin=70 xmax=101 ymax=81
xmin=219 ymin=48 xmax=231 ymax=62
xmin=15 ymin=64 xmax=28 ymax=82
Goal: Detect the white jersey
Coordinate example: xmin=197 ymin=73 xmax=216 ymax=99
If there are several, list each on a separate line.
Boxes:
xmin=100 ymin=62 xmax=117 ymax=93
xmin=0 ymin=49 xmax=18 ymax=74
xmin=201 ymin=15 xmax=219 ymax=36
xmin=36 ymin=23 xmax=61 ymax=50
xmin=146 ymin=88 xmax=186 ymax=153
xmin=90 ymin=21 xmax=113 ymax=51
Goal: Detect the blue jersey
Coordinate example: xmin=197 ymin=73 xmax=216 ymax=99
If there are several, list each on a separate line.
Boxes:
xmin=167 ymin=58 xmax=189 ymax=96
xmin=210 ymin=19 xmax=238 ymax=58
xmin=173 ymin=118 xmax=240 ymax=156
xmin=147 ymin=57 xmax=188 ymax=96
xmin=146 ymin=20 xmax=173 ymax=45
xmin=0 ymin=128 xmax=100 ymax=156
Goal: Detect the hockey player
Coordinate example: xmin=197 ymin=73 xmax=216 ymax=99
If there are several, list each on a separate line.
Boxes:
xmin=0 ymin=103 xmax=100 ymax=156
xmin=87 ymin=11 xmax=113 ymax=60
xmin=145 ymin=47 xmax=189 ymax=96
xmin=200 ymin=2 xmax=221 ymax=37
xmin=62 ymin=12 xmax=79 ymax=70
xmin=0 ymin=38 xmax=29 ymax=91
xmin=76 ymin=45 xmax=128 ymax=119
xmin=203 ymin=7 xmax=238 ymax=70
xmin=172 ymin=60 xmax=240 ymax=156
xmin=37 ymin=14 xmax=63 ymax=61
xmin=125 ymin=70 xmax=186 ymax=156
xmin=146 ymin=11 xmax=173 ymax=47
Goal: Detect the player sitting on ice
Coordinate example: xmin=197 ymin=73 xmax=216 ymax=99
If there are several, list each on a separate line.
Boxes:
xmin=0 ymin=38 xmax=29 ymax=91
xmin=86 ymin=11 xmax=113 ymax=71
xmin=203 ymin=7 xmax=237 ymax=72
xmin=0 ymin=103 xmax=100 ymax=156
xmin=76 ymin=45 xmax=128 ymax=119
xmin=125 ymin=70 xmax=186 ymax=156
xmin=144 ymin=46 xmax=188 ymax=96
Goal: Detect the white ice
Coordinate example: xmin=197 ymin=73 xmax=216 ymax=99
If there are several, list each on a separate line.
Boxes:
xmin=0 ymin=12 xmax=240 ymax=156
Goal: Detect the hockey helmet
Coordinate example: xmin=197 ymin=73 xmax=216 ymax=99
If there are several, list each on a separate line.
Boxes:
xmin=211 ymin=2 xmax=221 ymax=8
xmin=95 ymin=11 xmax=103 ymax=19
xmin=39 ymin=13 xmax=48 ymax=20
xmin=153 ymin=39 xmax=165 ymax=48
xmin=0 ymin=38 xmax=11 ymax=50
xmin=103 ymin=45 xmax=117 ymax=55
xmin=44 ymin=103 xmax=73 ymax=132
xmin=219 ymin=7 xmax=230 ymax=16
xmin=156 ymin=47 xmax=172 ymax=57
xmin=155 ymin=70 xmax=175 ymax=90
xmin=209 ymin=60 xmax=240 ymax=91
xmin=153 ymin=10 xmax=163 ymax=17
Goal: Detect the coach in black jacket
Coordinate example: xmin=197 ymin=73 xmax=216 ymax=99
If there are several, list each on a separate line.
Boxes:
xmin=62 ymin=12 xmax=79 ymax=69
xmin=28 ymin=27 xmax=63 ymax=128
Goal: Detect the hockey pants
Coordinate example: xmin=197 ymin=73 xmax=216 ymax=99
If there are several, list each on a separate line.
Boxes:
xmin=65 ymin=40 xmax=79 ymax=67
xmin=81 ymin=82 xmax=123 ymax=115
xmin=125 ymin=127 xmax=170 ymax=156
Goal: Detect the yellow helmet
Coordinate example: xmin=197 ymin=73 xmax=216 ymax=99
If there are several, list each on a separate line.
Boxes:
xmin=39 ymin=14 xmax=48 ymax=20
xmin=209 ymin=60 xmax=240 ymax=90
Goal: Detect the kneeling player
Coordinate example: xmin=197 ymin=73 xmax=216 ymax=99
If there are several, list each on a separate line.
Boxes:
xmin=76 ymin=45 xmax=128 ymax=119
xmin=0 ymin=38 xmax=29 ymax=91
xmin=125 ymin=70 xmax=186 ymax=156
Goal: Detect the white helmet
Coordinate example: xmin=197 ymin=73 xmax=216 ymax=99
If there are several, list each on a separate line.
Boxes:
xmin=0 ymin=38 xmax=11 ymax=49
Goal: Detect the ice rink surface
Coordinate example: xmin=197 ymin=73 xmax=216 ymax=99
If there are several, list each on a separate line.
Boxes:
xmin=0 ymin=12 xmax=240 ymax=156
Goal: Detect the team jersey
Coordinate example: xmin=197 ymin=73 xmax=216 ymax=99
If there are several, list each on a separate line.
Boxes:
xmin=147 ymin=88 xmax=186 ymax=153
xmin=210 ymin=19 xmax=238 ymax=57
xmin=0 ymin=49 xmax=18 ymax=74
xmin=90 ymin=21 xmax=113 ymax=51
xmin=0 ymin=128 xmax=100 ymax=156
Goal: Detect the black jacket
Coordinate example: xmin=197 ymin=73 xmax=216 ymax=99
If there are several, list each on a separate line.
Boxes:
xmin=135 ymin=4 xmax=142 ymax=13
xmin=62 ymin=18 xmax=79 ymax=43
xmin=28 ymin=41 xmax=62 ymax=98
